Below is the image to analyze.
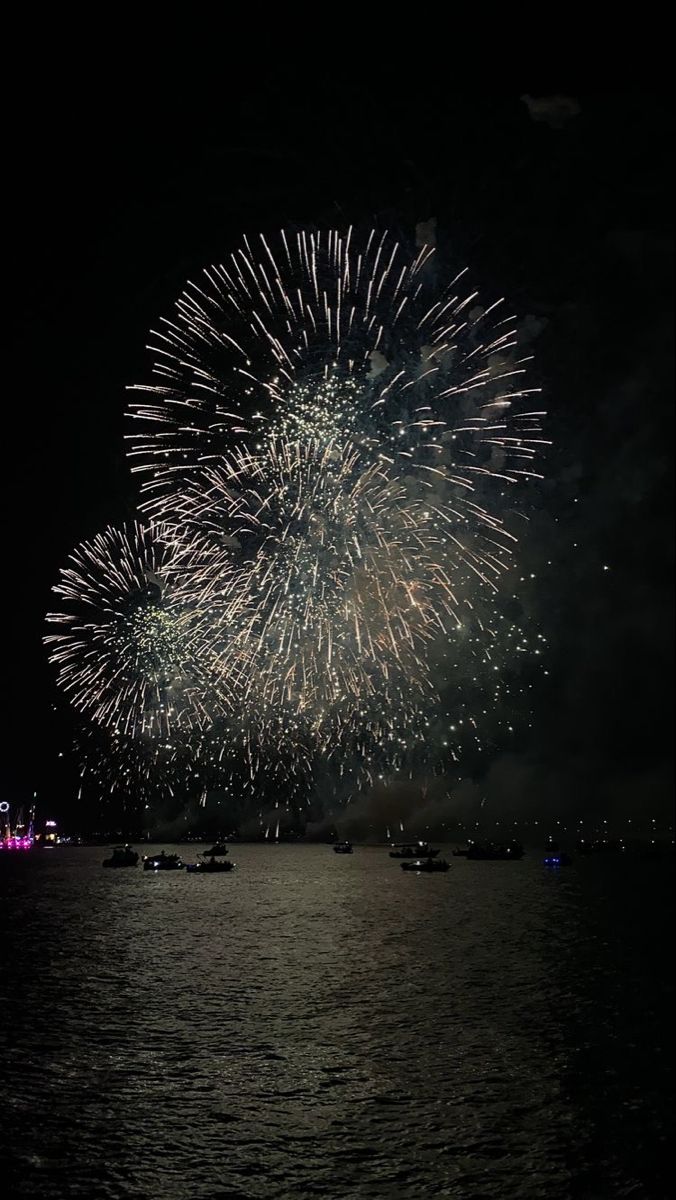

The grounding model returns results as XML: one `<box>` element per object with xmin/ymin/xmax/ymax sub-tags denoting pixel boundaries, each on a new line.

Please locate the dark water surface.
<box><xmin>1</xmin><ymin>845</ymin><xmax>673</xmax><ymax>1199</ymax></box>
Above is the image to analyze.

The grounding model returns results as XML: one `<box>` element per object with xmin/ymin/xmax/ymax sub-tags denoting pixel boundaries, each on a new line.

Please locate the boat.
<box><xmin>142</xmin><ymin>851</ymin><xmax>184</xmax><ymax>871</ymax></box>
<box><xmin>544</xmin><ymin>852</ymin><xmax>573</xmax><ymax>867</ymax></box>
<box><xmin>452</xmin><ymin>845</ymin><xmax>471</xmax><ymax>857</ymax></box>
<box><xmin>103</xmin><ymin>845</ymin><xmax>139</xmax><ymax>868</ymax></box>
<box><xmin>186</xmin><ymin>857</ymin><xmax>235</xmax><ymax>874</ymax></box>
<box><xmin>333</xmin><ymin>842</ymin><xmax>353</xmax><ymax>854</ymax></box>
<box><xmin>203</xmin><ymin>843</ymin><xmax>228</xmax><ymax>857</ymax></box>
<box><xmin>389</xmin><ymin>842</ymin><xmax>440</xmax><ymax>859</ymax></box>
<box><xmin>465</xmin><ymin>841</ymin><xmax>524</xmax><ymax>861</ymax></box>
<box><xmin>401</xmin><ymin>858</ymin><xmax>450</xmax><ymax>873</ymax></box>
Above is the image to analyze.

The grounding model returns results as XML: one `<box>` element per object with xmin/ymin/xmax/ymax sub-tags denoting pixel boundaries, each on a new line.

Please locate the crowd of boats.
<box><xmin>101</xmin><ymin>836</ymin><xmax>547</xmax><ymax>876</ymax></box>
<box><xmin>4</xmin><ymin>832</ymin><xmax>644</xmax><ymax>872</ymax></box>
<box><xmin>387</xmin><ymin>839</ymin><xmax>529</xmax><ymax>872</ymax></box>
<box><xmin>103</xmin><ymin>845</ymin><xmax>234</xmax><ymax>872</ymax></box>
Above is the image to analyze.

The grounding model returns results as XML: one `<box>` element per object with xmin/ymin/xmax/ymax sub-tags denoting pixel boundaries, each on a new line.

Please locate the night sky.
<box><xmin>7</xmin><ymin>89</ymin><xmax>673</xmax><ymax>828</ymax></box>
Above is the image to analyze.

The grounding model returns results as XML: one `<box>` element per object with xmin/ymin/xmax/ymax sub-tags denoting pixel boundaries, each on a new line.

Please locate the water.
<box><xmin>1</xmin><ymin>845</ymin><xmax>672</xmax><ymax>1199</ymax></box>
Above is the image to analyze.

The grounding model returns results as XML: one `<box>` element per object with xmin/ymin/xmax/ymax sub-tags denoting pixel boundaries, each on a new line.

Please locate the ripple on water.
<box><xmin>0</xmin><ymin>845</ymin><xmax>673</xmax><ymax>1199</ymax></box>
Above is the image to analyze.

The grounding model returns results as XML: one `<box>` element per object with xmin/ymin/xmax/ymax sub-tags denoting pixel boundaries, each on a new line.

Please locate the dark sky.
<box><xmin>6</xmin><ymin>88</ymin><xmax>673</xmax><ymax>825</ymax></box>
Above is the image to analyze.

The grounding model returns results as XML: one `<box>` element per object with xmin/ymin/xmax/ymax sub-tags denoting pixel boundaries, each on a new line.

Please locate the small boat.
<box><xmin>465</xmin><ymin>841</ymin><xmax>524</xmax><ymax>861</ymax></box>
<box><xmin>452</xmin><ymin>845</ymin><xmax>471</xmax><ymax>857</ymax></box>
<box><xmin>204</xmin><ymin>843</ymin><xmax>228</xmax><ymax>857</ymax></box>
<box><xmin>333</xmin><ymin>842</ymin><xmax>353</xmax><ymax>854</ymax></box>
<box><xmin>186</xmin><ymin>857</ymin><xmax>235</xmax><ymax>874</ymax></box>
<box><xmin>389</xmin><ymin>842</ymin><xmax>440</xmax><ymax>859</ymax></box>
<box><xmin>142</xmin><ymin>852</ymin><xmax>184</xmax><ymax>871</ymax></box>
<box><xmin>401</xmin><ymin>858</ymin><xmax>450</xmax><ymax>873</ymax></box>
<box><xmin>544</xmin><ymin>853</ymin><xmax>573</xmax><ymax>867</ymax></box>
<box><xmin>103</xmin><ymin>845</ymin><xmax>139</xmax><ymax>868</ymax></box>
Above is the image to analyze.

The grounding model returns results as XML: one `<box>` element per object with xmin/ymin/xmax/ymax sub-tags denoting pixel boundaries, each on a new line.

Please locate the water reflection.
<box><xmin>0</xmin><ymin>846</ymin><xmax>672</xmax><ymax>1198</ymax></box>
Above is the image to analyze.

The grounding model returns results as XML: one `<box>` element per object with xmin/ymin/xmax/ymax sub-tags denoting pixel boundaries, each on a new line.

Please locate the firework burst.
<box><xmin>49</xmin><ymin>229</ymin><xmax>548</xmax><ymax>815</ymax></box>
<box><xmin>126</xmin><ymin>230</ymin><xmax>547</xmax><ymax>739</ymax></box>
<box><xmin>45</xmin><ymin>521</ymin><xmax>247</xmax><ymax>739</ymax></box>
<box><xmin>127</xmin><ymin>229</ymin><xmax>546</xmax><ymax>520</ymax></box>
